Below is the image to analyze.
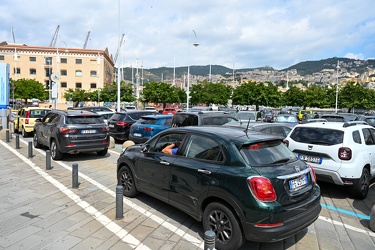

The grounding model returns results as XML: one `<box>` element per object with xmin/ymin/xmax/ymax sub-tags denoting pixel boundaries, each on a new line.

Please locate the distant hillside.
<box><xmin>121</xmin><ymin>58</ymin><xmax>375</xmax><ymax>81</ymax></box>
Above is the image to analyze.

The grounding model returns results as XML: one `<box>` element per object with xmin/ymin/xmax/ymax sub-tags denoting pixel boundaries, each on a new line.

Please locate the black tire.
<box><xmin>351</xmin><ymin>168</ymin><xmax>370</xmax><ymax>200</ymax></box>
<box><xmin>203</xmin><ymin>202</ymin><xmax>244</xmax><ymax>250</ymax></box>
<box><xmin>117</xmin><ymin>165</ymin><xmax>139</xmax><ymax>197</ymax></box>
<box><xmin>50</xmin><ymin>140</ymin><xmax>63</xmax><ymax>160</ymax></box>
<box><xmin>97</xmin><ymin>148</ymin><xmax>108</xmax><ymax>156</ymax></box>
<box><xmin>33</xmin><ymin>133</ymin><xmax>42</xmax><ymax>148</ymax></box>
<box><xmin>22</xmin><ymin>127</ymin><xmax>28</xmax><ymax>138</ymax></box>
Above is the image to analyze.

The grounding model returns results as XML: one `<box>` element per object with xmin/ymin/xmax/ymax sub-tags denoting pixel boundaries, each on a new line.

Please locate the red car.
<box><xmin>162</xmin><ymin>108</ymin><xmax>177</xmax><ymax>114</ymax></box>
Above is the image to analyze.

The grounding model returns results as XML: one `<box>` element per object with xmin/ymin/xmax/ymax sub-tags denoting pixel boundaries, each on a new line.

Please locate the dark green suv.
<box><xmin>117</xmin><ymin>126</ymin><xmax>321</xmax><ymax>250</ymax></box>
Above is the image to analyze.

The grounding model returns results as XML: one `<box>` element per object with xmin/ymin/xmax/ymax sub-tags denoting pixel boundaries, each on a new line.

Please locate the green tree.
<box><xmin>13</xmin><ymin>78</ymin><xmax>47</xmax><ymax>104</ymax></box>
<box><xmin>142</xmin><ymin>82</ymin><xmax>181</xmax><ymax>109</ymax></box>
<box><xmin>190</xmin><ymin>81</ymin><xmax>232</xmax><ymax>106</ymax></box>
<box><xmin>304</xmin><ymin>85</ymin><xmax>329</xmax><ymax>109</ymax></box>
<box><xmin>98</xmin><ymin>81</ymin><xmax>136</xmax><ymax>102</ymax></box>
<box><xmin>63</xmin><ymin>88</ymin><xmax>90</xmax><ymax>107</ymax></box>
<box><xmin>339</xmin><ymin>81</ymin><xmax>375</xmax><ymax>112</ymax></box>
<box><xmin>280</xmin><ymin>86</ymin><xmax>305</xmax><ymax>107</ymax></box>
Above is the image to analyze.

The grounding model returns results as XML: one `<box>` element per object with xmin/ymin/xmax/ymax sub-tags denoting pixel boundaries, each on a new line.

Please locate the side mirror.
<box><xmin>141</xmin><ymin>144</ymin><xmax>149</xmax><ymax>152</ymax></box>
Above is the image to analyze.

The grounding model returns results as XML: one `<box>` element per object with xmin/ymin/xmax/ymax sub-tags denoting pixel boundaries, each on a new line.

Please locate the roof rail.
<box><xmin>343</xmin><ymin>121</ymin><xmax>368</xmax><ymax>127</ymax></box>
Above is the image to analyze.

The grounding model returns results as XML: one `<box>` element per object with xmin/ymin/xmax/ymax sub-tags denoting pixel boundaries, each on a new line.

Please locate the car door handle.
<box><xmin>198</xmin><ymin>169</ymin><xmax>211</xmax><ymax>174</ymax></box>
<box><xmin>160</xmin><ymin>160</ymin><xmax>170</xmax><ymax>165</ymax></box>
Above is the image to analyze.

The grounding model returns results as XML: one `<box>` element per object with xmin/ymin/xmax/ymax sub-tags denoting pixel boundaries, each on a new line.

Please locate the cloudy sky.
<box><xmin>1</xmin><ymin>0</ymin><xmax>374</xmax><ymax>70</ymax></box>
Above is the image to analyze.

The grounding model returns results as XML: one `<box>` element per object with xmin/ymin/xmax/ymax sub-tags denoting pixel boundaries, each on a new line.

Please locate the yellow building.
<box><xmin>0</xmin><ymin>41</ymin><xmax>114</xmax><ymax>108</ymax></box>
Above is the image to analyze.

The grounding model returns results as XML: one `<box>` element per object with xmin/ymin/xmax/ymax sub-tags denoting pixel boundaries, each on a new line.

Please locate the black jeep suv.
<box><xmin>33</xmin><ymin>109</ymin><xmax>110</xmax><ymax>160</ymax></box>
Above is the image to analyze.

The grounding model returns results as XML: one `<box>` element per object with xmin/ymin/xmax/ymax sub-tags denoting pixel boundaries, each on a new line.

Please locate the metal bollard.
<box><xmin>72</xmin><ymin>163</ymin><xmax>79</xmax><ymax>188</ymax></box>
<box><xmin>115</xmin><ymin>185</ymin><xmax>124</xmax><ymax>219</ymax></box>
<box><xmin>28</xmin><ymin>141</ymin><xmax>33</xmax><ymax>158</ymax></box>
<box><xmin>6</xmin><ymin>130</ymin><xmax>10</xmax><ymax>142</ymax></box>
<box><xmin>15</xmin><ymin>134</ymin><xmax>20</xmax><ymax>149</ymax></box>
<box><xmin>204</xmin><ymin>230</ymin><xmax>216</xmax><ymax>250</ymax></box>
<box><xmin>46</xmin><ymin>150</ymin><xmax>52</xmax><ymax>170</ymax></box>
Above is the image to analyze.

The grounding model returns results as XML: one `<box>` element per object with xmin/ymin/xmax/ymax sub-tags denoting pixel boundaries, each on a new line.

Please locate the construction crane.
<box><xmin>113</xmin><ymin>33</ymin><xmax>125</xmax><ymax>63</ymax></box>
<box><xmin>83</xmin><ymin>31</ymin><xmax>91</xmax><ymax>49</ymax></box>
<box><xmin>50</xmin><ymin>25</ymin><xmax>60</xmax><ymax>47</ymax></box>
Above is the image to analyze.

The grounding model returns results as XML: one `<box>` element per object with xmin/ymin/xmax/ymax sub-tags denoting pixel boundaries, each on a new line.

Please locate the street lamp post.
<box><xmin>186</xmin><ymin>30</ymin><xmax>199</xmax><ymax>111</ymax></box>
<box><xmin>335</xmin><ymin>60</ymin><xmax>340</xmax><ymax>113</ymax></box>
<box><xmin>55</xmin><ymin>40</ymin><xmax>68</xmax><ymax>109</ymax></box>
<box><xmin>97</xmin><ymin>52</ymin><xmax>100</xmax><ymax>106</ymax></box>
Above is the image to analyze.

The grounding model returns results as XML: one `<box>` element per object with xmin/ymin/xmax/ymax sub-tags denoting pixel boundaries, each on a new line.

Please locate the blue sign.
<box><xmin>0</xmin><ymin>63</ymin><xmax>10</xmax><ymax>109</ymax></box>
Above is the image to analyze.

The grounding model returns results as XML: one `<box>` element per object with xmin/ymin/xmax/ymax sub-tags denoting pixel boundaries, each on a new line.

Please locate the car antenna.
<box><xmin>244</xmin><ymin>117</ymin><xmax>251</xmax><ymax>134</ymax></box>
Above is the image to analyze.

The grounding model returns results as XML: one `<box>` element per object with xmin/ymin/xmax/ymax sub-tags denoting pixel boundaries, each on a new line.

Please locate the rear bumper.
<box><xmin>129</xmin><ymin>135</ymin><xmax>148</xmax><ymax>144</ymax></box>
<box><xmin>109</xmin><ymin>131</ymin><xmax>129</xmax><ymax>141</ymax></box>
<box><xmin>242</xmin><ymin>188</ymin><xmax>321</xmax><ymax>242</ymax></box>
<box><xmin>58</xmin><ymin>137</ymin><xmax>109</xmax><ymax>154</ymax></box>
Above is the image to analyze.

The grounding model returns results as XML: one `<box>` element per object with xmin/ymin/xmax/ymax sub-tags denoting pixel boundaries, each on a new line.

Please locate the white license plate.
<box><xmin>289</xmin><ymin>175</ymin><xmax>308</xmax><ymax>190</ymax></box>
<box><xmin>298</xmin><ymin>154</ymin><xmax>322</xmax><ymax>164</ymax></box>
<box><xmin>134</xmin><ymin>133</ymin><xmax>142</xmax><ymax>137</ymax></box>
<box><xmin>81</xmin><ymin>129</ymin><xmax>97</xmax><ymax>134</ymax></box>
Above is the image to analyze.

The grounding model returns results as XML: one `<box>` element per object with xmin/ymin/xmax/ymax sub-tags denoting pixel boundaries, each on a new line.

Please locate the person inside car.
<box><xmin>162</xmin><ymin>141</ymin><xmax>180</xmax><ymax>155</ymax></box>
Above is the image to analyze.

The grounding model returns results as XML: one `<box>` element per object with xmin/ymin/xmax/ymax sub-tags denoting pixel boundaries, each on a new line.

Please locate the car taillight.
<box><xmin>309</xmin><ymin>165</ymin><xmax>317</xmax><ymax>183</ymax></box>
<box><xmin>255</xmin><ymin>222</ymin><xmax>283</xmax><ymax>227</ymax></box>
<box><xmin>116</xmin><ymin>121</ymin><xmax>127</xmax><ymax>127</ymax></box>
<box><xmin>283</xmin><ymin>139</ymin><xmax>289</xmax><ymax>147</ymax></box>
<box><xmin>143</xmin><ymin>127</ymin><xmax>154</xmax><ymax>132</ymax></box>
<box><xmin>25</xmin><ymin>110</ymin><xmax>30</xmax><ymax>124</ymax></box>
<box><xmin>249</xmin><ymin>177</ymin><xmax>277</xmax><ymax>202</ymax></box>
<box><xmin>60</xmin><ymin>127</ymin><xmax>77</xmax><ymax>134</ymax></box>
<box><xmin>338</xmin><ymin>147</ymin><xmax>352</xmax><ymax>160</ymax></box>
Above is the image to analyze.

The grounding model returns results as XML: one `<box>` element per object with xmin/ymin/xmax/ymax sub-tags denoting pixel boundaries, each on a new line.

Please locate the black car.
<box><xmin>170</xmin><ymin>111</ymin><xmax>238</xmax><ymax>127</ymax></box>
<box><xmin>108</xmin><ymin>110</ymin><xmax>157</xmax><ymax>141</ymax></box>
<box><xmin>33</xmin><ymin>109</ymin><xmax>110</xmax><ymax>160</ymax></box>
<box><xmin>117</xmin><ymin>126</ymin><xmax>321</xmax><ymax>250</ymax></box>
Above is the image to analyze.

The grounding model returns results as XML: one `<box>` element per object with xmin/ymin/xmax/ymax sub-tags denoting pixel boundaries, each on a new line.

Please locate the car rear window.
<box><xmin>30</xmin><ymin>109</ymin><xmax>50</xmax><ymax>118</ymax></box>
<box><xmin>290</xmin><ymin>127</ymin><xmax>344</xmax><ymax>145</ymax></box>
<box><xmin>66</xmin><ymin>116</ymin><xmax>104</xmax><ymax>124</ymax></box>
<box><xmin>138</xmin><ymin>117</ymin><xmax>158</xmax><ymax>125</ymax></box>
<box><xmin>201</xmin><ymin>116</ymin><xmax>237</xmax><ymax>125</ymax></box>
<box><xmin>240</xmin><ymin>140</ymin><xmax>296</xmax><ymax>166</ymax></box>
<box><xmin>127</xmin><ymin>112</ymin><xmax>156</xmax><ymax>121</ymax></box>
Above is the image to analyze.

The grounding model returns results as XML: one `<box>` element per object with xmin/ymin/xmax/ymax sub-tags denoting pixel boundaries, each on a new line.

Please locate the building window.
<box><xmin>90</xmin><ymin>83</ymin><xmax>97</xmax><ymax>88</ymax></box>
<box><xmin>45</xmin><ymin>80</ymin><xmax>50</xmax><ymax>89</ymax></box>
<box><xmin>76</xmin><ymin>83</ymin><xmax>82</xmax><ymax>88</ymax></box>
<box><xmin>61</xmin><ymin>82</ymin><xmax>67</xmax><ymax>88</ymax></box>
<box><xmin>45</xmin><ymin>68</ymin><xmax>52</xmax><ymax>77</ymax></box>
<box><xmin>75</xmin><ymin>70</ymin><xmax>82</xmax><ymax>77</ymax></box>
<box><xmin>90</xmin><ymin>71</ymin><xmax>97</xmax><ymax>77</ymax></box>
<box><xmin>0</xmin><ymin>55</ymin><xmax>4</xmax><ymax>60</ymax></box>
<box><xmin>76</xmin><ymin>59</ymin><xmax>82</xmax><ymax>64</ymax></box>
<box><xmin>30</xmin><ymin>68</ymin><xmax>37</xmax><ymax>75</ymax></box>
<box><xmin>60</xmin><ymin>58</ymin><xmax>67</xmax><ymax>63</ymax></box>
<box><xmin>29</xmin><ymin>57</ymin><xmax>36</xmax><ymax>62</ymax></box>
<box><xmin>14</xmin><ymin>68</ymin><xmax>21</xmax><ymax>74</ymax></box>
<box><xmin>61</xmin><ymin>70</ymin><xmax>67</xmax><ymax>76</ymax></box>
<box><xmin>45</xmin><ymin>57</ymin><xmax>52</xmax><ymax>65</ymax></box>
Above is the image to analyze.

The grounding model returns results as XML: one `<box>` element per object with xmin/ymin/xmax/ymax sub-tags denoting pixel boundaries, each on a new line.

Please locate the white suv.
<box><xmin>284</xmin><ymin>121</ymin><xmax>375</xmax><ymax>199</ymax></box>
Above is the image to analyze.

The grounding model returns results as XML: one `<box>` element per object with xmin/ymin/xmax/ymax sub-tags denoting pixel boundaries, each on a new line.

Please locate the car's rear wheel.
<box><xmin>22</xmin><ymin>127</ymin><xmax>28</xmax><ymax>137</ymax></box>
<box><xmin>351</xmin><ymin>168</ymin><xmax>370</xmax><ymax>200</ymax></box>
<box><xmin>97</xmin><ymin>148</ymin><xmax>108</xmax><ymax>156</ymax></box>
<box><xmin>33</xmin><ymin>133</ymin><xmax>42</xmax><ymax>148</ymax></box>
<box><xmin>203</xmin><ymin>202</ymin><xmax>244</xmax><ymax>250</ymax></box>
<box><xmin>50</xmin><ymin>140</ymin><xmax>63</xmax><ymax>160</ymax></box>
<box><xmin>117</xmin><ymin>165</ymin><xmax>139</xmax><ymax>197</ymax></box>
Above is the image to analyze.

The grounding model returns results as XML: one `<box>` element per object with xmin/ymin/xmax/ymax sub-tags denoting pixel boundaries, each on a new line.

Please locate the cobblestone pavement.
<box><xmin>0</xmin><ymin>135</ymin><xmax>375</xmax><ymax>250</ymax></box>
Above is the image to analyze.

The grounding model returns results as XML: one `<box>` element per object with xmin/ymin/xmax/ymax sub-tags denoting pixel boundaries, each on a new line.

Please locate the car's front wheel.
<box><xmin>351</xmin><ymin>168</ymin><xmax>370</xmax><ymax>199</ymax></box>
<box><xmin>203</xmin><ymin>202</ymin><xmax>244</xmax><ymax>250</ymax></box>
<box><xmin>117</xmin><ymin>165</ymin><xmax>139</xmax><ymax>197</ymax></box>
<box><xmin>50</xmin><ymin>139</ymin><xmax>63</xmax><ymax>160</ymax></box>
<box><xmin>33</xmin><ymin>133</ymin><xmax>42</xmax><ymax>148</ymax></box>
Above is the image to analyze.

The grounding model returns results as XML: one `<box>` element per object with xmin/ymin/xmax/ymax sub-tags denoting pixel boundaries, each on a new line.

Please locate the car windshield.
<box><xmin>276</xmin><ymin>116</ymin><xmax>298</xmax><ymax>123</ymax></box>
<box><xmin>240</xmin><ymin>140</ymin><xmax>296</xmax><ymax>166</ymax></box>
<box><xmin>290</xmin><ymin>127</ymin><xmax>344</xmax><ymax>145</ymax></box>
<box><xmin>66</xmin><ymin>116</ymin><xmax>103</xmax><ymax>124</ymax></box>
<box><xmin>236</xmin><ymin>112</ymin><xmax>256</xmax><ymax>121</ymax></box>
